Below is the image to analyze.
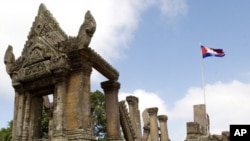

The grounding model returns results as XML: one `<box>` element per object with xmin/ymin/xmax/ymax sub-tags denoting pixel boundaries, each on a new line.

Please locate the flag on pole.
<box><xmin>201</xmin><ymin>45</ymin><xmax>225</xmax><ymax>58</ymax></box>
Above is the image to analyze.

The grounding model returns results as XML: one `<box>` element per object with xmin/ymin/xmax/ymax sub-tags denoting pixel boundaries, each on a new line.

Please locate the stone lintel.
<box><xmin>53</xmin><ymin>68</ymin><xmax>69</xmax><ymax>83</ymax></box>
<box><xmin>91</xmin><ymin>48</ymin><xmax>119</xmax><ymax>80</ymax></box>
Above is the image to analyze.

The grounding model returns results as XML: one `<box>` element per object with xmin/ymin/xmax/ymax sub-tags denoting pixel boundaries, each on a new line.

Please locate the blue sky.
<box><xmin>1</xmin><ymin>0</ymin><xmax>250</xmax><ymax>140</ymax></box>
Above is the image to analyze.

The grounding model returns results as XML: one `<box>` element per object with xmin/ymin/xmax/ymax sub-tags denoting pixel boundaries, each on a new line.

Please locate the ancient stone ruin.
<box><xmin>4</xmin><ymin>4</ymin><xmax>170</xmax><ymax>141</ymax></box>
<box><xmin>4</xmin><ymin>3</ymin><xmax>230</xmax><ymax>141</ymax></box>
<box><xmin>120</xmin><ymin>96</ymin><xmax>170</xmax><ymax>141</ymax></box>
<box><xmin>185</xmin><ymin>104</ymin><xmax>230</xmax><ymax>141</ymax></box>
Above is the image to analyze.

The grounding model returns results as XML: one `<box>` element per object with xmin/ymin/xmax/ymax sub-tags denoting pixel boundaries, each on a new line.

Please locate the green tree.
<box><xmin>0</xmin><ymin>121</ymin><xmax>12</xmax><ymax>141</ymax></box>
<box><xmin>90</xmin><ymin>90</ymin><xmax>106</xmax><ymax>140</ymax></box>
<box><xmin>41</xmin><ymin>108</ymin><xmax>49</xmax><ymax>138</ymax></box>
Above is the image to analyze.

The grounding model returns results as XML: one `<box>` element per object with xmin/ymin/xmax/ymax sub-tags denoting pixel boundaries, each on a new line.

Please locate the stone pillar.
<box><xmin>193</xmin><ymin>104</ymin><xmax>207</xmax><ymax>135</ymax></box>
<box><xmin>126</xmin><ymin>96</ymin><xmax>142</xmax><ymax>140</ymax></box>
<box><xmin>158</xmin><ymin>115</ymin><xmax>170</xmax><ymax>141</ymax></box>
<box><xmin>101</xmin><ymin>80</ymin><xmax>122</xmax><ymax>141</ymax></box>
<box><xmin>12</xmin><ymin>87</ymin><xmax>25</xmax><ymax>141</ymax></box>
<box><xmin>147</xmin><ymin>107</ymin><xmax>159</xmax><ymax>141</ymax></box>
<box><xmin>21</xmin><ymin>93</ymin><xmax>31</xmax><ymax>140</ymax></box>
<box><xmin>80</xmin><ymin>63</ymin><xmax>92</xmax><ymax>130</ymax></box>
<box><xmin>53</xmin><ymin>69</ymin><xmax>68</xmax><ymax>140</ymax></box>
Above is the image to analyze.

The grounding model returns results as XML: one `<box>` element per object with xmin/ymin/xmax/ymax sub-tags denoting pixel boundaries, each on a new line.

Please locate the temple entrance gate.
<box><xmin>4</xmin><ymin>4</ymin><xmax>121</xmax><ymax>141</ymax></box>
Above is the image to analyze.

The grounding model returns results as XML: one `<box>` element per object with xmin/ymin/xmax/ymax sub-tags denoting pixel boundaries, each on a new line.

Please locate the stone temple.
<box><xmin>4</xmin><ymin>3</ymin><xmax>229</xmax><ymax>141</ymax></box>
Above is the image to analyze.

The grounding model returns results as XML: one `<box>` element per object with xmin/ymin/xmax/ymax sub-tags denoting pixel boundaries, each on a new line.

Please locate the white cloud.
<box><xmin>159</xmin><ymin>0</ymin><xmax>188</xmax><ymax>19</ymax></box>
<box><xmin>172</xmin><ymin>80</ymin><xmax>250</xmax><ymax>134</ymax></box>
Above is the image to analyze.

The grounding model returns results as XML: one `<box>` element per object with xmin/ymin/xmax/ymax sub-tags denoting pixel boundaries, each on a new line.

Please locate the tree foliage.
<box><xmin>41</xmin><ymin>108</ymin><xmax>49</xmax><ymax>138</ymax></box>
<box><xmin>0</xmin><ymin>121</ymin><xmax>12</xmax><ymax>141</ymax></box>
<box><xmin>90</xmin><ymin>90</ymin><xmax>106</xmax><ymax>140</ymax></box>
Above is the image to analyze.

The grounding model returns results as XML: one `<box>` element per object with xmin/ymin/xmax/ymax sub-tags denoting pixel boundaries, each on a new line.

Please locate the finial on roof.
<box><xmin>38</xmin><ymin>3</ymin><xmax>47</xmax><ymax>15</ymax></box>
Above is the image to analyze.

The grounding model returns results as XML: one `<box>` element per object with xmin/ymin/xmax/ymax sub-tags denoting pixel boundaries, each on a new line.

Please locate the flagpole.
<box><xmin>200</xmin><ymin>44</ymin><xmax>208</xmax><ymax>135</ymax></box>
<box><xmin>200</xmin><ymin>46</ymin><xmax>206</xmax><ymax>107</ymax></box>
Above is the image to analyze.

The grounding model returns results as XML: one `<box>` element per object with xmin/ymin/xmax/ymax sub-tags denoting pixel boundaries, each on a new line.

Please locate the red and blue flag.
<box><xmin>201</xmin><ymin>45</ymin><xmax>225</xmax><ymax>58</ymax></box>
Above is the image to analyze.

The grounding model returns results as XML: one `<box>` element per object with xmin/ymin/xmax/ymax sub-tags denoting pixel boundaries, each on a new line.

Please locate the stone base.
<box><xmin>50</xmin><ymin>129</ymin><xmax>96</xmax><ymax>141</ymax></box>
<box><xmin>64</xmin><ymin>129</ymin><xmax>95</xmax><ymax>141</ymax></box>
<box><xmin>107</xmin><ymin>136</ymin><xmax>123</xmax><ymax>141</ymax></box>
<box><xmin>11</xmin><ymin>136</ymin><xmax>21</xmax><ymax>141</ymax></box>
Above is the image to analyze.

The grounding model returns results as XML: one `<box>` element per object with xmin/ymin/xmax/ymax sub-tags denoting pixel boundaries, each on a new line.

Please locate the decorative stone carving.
<box><xmin>26</xmin><ymin>4</ymin><xmax>67</xmax><ymax>41</ymax></box>
<box><xmin>4</xmin><ymin>45</ymin><xmax>15</xmax><ymax>74</ymax></box>
<box><xmin>77</xmin><ymin>11</ymin><xmax>96</xmax><ymax>49</ymax></box>
<box><xmin>126</xmin><ymin>96</ymin><xmax>141</xmax><ymax>141</ymax></box>
<box><xmin>119</xmin><ymin>101</ymin><xmax>136</xmax><ymax>141</ymax></box>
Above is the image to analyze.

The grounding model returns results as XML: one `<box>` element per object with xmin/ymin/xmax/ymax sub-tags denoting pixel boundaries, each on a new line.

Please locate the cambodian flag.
<box><xmin>201</xmin><ymin>45</ymin><xmax>225</xmax><ymax>58</ymax></box>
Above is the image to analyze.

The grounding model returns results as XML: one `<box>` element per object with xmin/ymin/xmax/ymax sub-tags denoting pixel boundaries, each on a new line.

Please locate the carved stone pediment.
<box><xmin>5</xmin><ymin>4</ymin><xmax>69</xmax><ymax>84</ymax></box>
<box><xmin>26</xmin><ymin>4</ymin><xmax>67</xmax><ymax>42</ymax></box>
<box><xmin>4</xmin><ymin>3</ymin><xmax>119</xmax><ymax>87</ymax></box>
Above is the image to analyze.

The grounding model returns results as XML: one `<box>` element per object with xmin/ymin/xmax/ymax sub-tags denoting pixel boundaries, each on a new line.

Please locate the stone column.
<box><xmin>80</xmin><ymin>63</ymin><xmax>92</xmax><ymax>130</ymax></box>
<box><xmin>101</xmin><ymin>80</ymin><xmax>121</xmax><ymax>141</ymax></box>
<box><xmin>21</xmin><ymin>93</ymin><xmax>31</xmax><ymax>140</ymax></box>
<box><xmin>12</xmin><ymin>87</ymin><xmax>25</xmax><ymax>141</ymax></box>
<box><xmin>158</xmin><ymin>115</ymin><xmax>170</xmax><ymax>141</ymax></box>
<box><xmin>53</xmin><ymin>69</ymin><xmax>68</xmax><ymax>140</ymax></box>
<box><xmin>126</xmin><ymin>96</ymin><xmax>142</xmax><ymax>140</ymax></box>
<box><xmin>147</xmin><ymin>107</ymin><xmax>159</xmax><ymax>141</ymax></box>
